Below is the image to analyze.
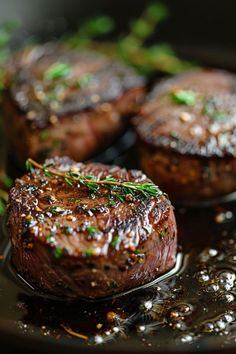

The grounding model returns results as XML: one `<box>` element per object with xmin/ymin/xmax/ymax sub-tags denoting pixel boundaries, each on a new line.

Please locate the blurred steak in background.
<box><xmin>2</xmin><ymin>43</ymin><xmax>144</xmax><ymax>166</ymax></box>
<box><xmin>135</xmin><ymin>69</ymin><xmax>236</xmax><ymax>202</ymax></box>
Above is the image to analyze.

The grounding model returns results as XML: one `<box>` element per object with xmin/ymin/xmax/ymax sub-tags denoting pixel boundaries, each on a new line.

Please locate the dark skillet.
<box><xmin>1</xmin><ymin>0</ymin><xmax>236</xmax><ymax>353</ymax></box>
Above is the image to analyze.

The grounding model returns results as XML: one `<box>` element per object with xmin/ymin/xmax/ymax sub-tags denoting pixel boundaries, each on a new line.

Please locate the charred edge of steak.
<box><xmin>135</xmin><ymin>69</ymin><xmax>236</xmax><ymax>158</ymax></box>
<box><xmin>7</xmin><ymin>157</ymin><xmax>177</xmax><ymax>298</ymax></box>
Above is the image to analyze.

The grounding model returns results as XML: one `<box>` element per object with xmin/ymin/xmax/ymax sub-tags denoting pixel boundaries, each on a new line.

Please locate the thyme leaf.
<box><xmin>25</xmin><ymin>160</ymin><xmax>34</xmax><ymax>173</ymax></box>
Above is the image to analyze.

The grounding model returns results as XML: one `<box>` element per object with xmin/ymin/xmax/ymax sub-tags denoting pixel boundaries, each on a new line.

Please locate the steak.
<box><xmin>3</xmin><ymin>43</ymin><xmax>145</xmax><ymax>166</ymax></box>
<box><xmin>134</xmin><ymin>69</ymin><xmax>236</xmax><ymax>202</ymax></box>
<box><xmin>7</xmin><ymin>157</ymin><xmax>177</xmax><ymax>299</ymax></box>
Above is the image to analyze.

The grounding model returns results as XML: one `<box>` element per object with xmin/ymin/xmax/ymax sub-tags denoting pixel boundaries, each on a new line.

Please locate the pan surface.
<box><xmin>1</xmin><ymin>1</ymin><xmax>236</xmax><ymax>352</ymax></box>
<box><xmin>1</xmin><ymin>46</ymin><xmax>236</xmax><ymax>354</ymax></box>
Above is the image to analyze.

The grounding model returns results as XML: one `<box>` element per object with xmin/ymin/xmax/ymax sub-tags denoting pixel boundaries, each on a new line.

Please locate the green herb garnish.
<box><xmin>0</xmin><ymin>21</ymin><xmax>20</xmax><ymax>96</ymax></box>
<box><xmin>202</xmin><ymin>100</ymin><xmax>226</xmax><ymax>121</ymax></box>
<box><xmin>160</xmin><ymin>230</ymin><xmax>166</xmax><ymax>239</ymax></box>
<box><xmin>68</xmin><ymin>197</ymin><xmax>81</xmax><ymax>203</ymax></box>
<box><xmin>171</xmin><ymin>90</ymin><xmax>197</xmax><ymax>106</ymax></box>
<box><xmin>0</xmin><ymin>198</ymin><xmax>5</xmax><ymax>216</ymax></box>
<box><xmin>39</xmin><ymin>130</ymin><xmax>49</xmax><ymax>141</ymax></box>
<box><xmin>0</xmin><ymin>174</ymin><xmax>12</xmax><ymax>189</ymax></box>
<box><xmin>79</xmin><ymin>16</ymin><xmax>114</xmax><ymax>37</ymax></box>
<box><xmin>25</xmin><ymin>160</ymin><xmax>34</xmax><ymax>173</ymax></box>
<box><xmin>170</xmin><ymin>130</ymin><xmax>178</xmax><ymax>138</ymax></box>
<box><xmin>42</xmin><ymin>164</ymin><xmax>52</xmax><ymax>177</ymax></box>
<box><xmin>44</xmin><ymin>63</ymin><xmax>72</xmax><ymax>81</ymax></box>
<box><xmin>84</xmin><ymin>248</ymin><xmax>94</xmax><ymax>257</ymax></box>
<box><xmin>64</xmin><ymin>3</ymin><xmax>194</xmax><ymax>75</ymax></box>
<box><xmin>77</xmin><ymin>73</ymin><xmax>94</xmax><ymax>87</ymax></box>
<box><xmin>46</xmin><ymin>232</ymin><xmax>54</xmax><ymax>242</ymax></box>
<box><xmin>210</xmin><ymin>111</ymin><xmax>226</xmax><ymax>121</ymax></box>
<box><xmin>26</xmin><ymin>158</ymin><xmax>162</xmax><ymax>202</ymax></box>
<box><xmin>110</xmin><ymin>280</ymin><xmax>119</xmax><ymax>289</ymax></box>
<box><xmin>86</xmin><ymin>226</ymin><xmax>99</xmax><ymax>237</ymax></box>
<box><xmin>0</xmin><ymin>180</ymin><xmax>11</xmax><ymax>216</ymax></box>
<box><xmin>53</xmin><ymin>247</ymin><xmax>63</xmax><ymax>259</ymax></box>
<box><xmin>0</xmin><ymin>82</ymin><xmax>5</xmax><ymax>92</ymax></box>
<box><xmin>111</xmin><ymin>235</ymin><xmax>120</xmax><ymax>248</ymax></box>
<box><xmin>66</xmin><ymin>15</ymin><xmax>114</xmax><ymax>48</ymax></box>
<box><xmin>63</xmin><ymin>226</ymin><xmax>73</xmax><ymax>235</ymax></box>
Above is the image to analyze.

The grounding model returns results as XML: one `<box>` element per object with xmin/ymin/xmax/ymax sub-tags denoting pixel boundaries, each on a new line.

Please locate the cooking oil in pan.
<box><xmin>1</xmin><ymin>203</ymin><xmax>236</xmax><ymax>351</ymax></box>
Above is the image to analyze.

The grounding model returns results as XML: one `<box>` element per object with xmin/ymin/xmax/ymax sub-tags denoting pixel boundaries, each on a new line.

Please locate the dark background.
<box><xmin>0</xmin><ymin>0</ymin><xmax>235</xmax><ymax>48</ymax></box>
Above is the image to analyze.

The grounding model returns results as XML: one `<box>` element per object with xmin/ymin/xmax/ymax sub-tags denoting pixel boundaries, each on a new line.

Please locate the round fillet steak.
<box><xmin>135</xmin><ymin>69</ymin><xmax>236</xmax><ymax>202</ymax></box>
<box><xmin>7</xmin><ymin>157</ymin><xmax>177</xmax><ymax>299</ymax></box>
<box><xmin>3</xmin><ymin>43</ymin><xmax>145</xmax><ymax>166</ymax></box>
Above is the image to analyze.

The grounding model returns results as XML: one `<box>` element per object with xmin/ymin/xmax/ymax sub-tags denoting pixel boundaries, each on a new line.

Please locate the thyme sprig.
<box><xmin>64</xmin><ymin>2</ymin><xmax>194</xmax><ymax>75</ymax></box>
<box><xmin>26</xmin><ymin>158</ymin><xmax>162</xmax><ymax>201</ymax></box>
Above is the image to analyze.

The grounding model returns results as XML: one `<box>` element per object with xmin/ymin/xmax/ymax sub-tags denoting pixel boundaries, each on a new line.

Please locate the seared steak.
<box><xmin>135</xmin><ymin>69</ymin><xmax>236</xmax><ymax>202</ymax></box>
<box><xmin>8</xmin><ymin>157</ymin><xmax>177</xmax><ymax>299</ymax></box>
<box><xmin>3</xmin><ymin>44</ymin><xmax>145</xmax><ymax>166</ymax></box>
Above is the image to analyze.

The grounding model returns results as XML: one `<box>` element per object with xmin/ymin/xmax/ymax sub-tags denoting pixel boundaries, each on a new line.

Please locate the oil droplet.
<box><xmin>215</xmin><ymin>210</ymin><xmax>233</xmax><ymax>224</ymax></box>
<box><xmin>94</xmin><ymin>335</ymin><xmax>103</xmax><ymax>344</ymax></box>
<box><xmin>137</xmin><ymin>325</ymin><xmax>146</xmax><ymax>333</ymax></box>
<box><xmin>180</xmin><ymin>333</ymin><xmax>194</xmax><ymax>343</ymax></box>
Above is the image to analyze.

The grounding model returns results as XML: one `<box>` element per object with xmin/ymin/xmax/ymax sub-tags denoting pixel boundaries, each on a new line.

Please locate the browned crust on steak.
<box><xmin>140</xmin><ymin>147</ymin><xmax>236</xmax><ymax>202</ymax></box>
<box><xmin>135</xmin><ymin>69</ymin><xmax>236</xmax><ymax>158</ymax></box>
<box><xmin>7</xmin><ymin>157</ymin><xmax>177</xmax><ymax>299</ymax></box>
<box><xmin>134</xmin><ymin>69</ymin><xmax>236</xmax><ymax>202</ymax></box>
<box><xmin>3</xmin><ymin>44</ymin><xmax>145</xmax><ymax>164</ymax></box>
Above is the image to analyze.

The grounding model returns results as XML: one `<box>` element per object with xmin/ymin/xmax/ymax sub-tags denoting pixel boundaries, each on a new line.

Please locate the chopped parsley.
<box><xmin>170</xmin><ymin>130</ymin><xmax>178</xmax><ymax>138</ymax></box>
<box><xmin>84</xmin><ymin>248</ymin><xmax>94</xmax><ymax>257</ymax></box>
<box><xmin>111</xmin><ymin>235</ymin><xmax>120</xmax><ymax>248</ymax></box>
<box><xmin>202</xmin><ymin>101</ymin><xmax>226</xmax><ymax>121</ymax></box>
<box><xmin>160</xmin><ymin>230</ymin><xmax>166</xmax><ymax>240</ymax></box>
<box><xmin>77</xmin><ymin>73</ymin><xmax>93</xmax><ymax>87</ymax></box>
<box><xmin>39</xmin><ymin>130</ymin><xmax>49</xmax><ymax>141</ymax></box>
<box><xmin>86</xmin><ymin>226</ymin><xmax>99</xmax><ymax>237</ymax></box>
<box><xmin>44</xmin><ymin>62</ymin><xmax>72</xmax><ymax>81</ymax></box>
<box><xmin>46</xmin><ymin>232</ymin><xmax>53</xmax><ymax>242</ymax></box>
<box><xmin>171</xmin><ymin>90</ymin><xmax>197</xmax><ymax>106</ymax></box>
<box><xmin>0</xmin><ymin>81</ymin><xmax>5</xmax><ymax>93</ymax></box>
<box><xmin>53</xmin><ymin>247</ymin><xmax>63</xmax><ymax>259</ymax></box>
